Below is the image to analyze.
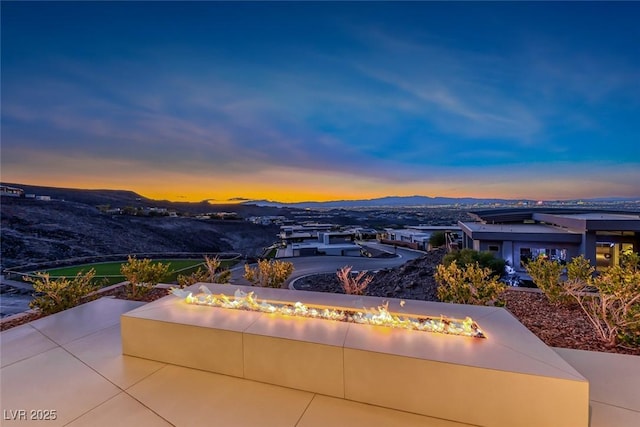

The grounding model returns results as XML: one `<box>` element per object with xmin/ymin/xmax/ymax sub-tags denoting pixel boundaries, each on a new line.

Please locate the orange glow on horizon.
<box><xmin>5</xmin><ymin>174</ymin><xmax>629</xmax><ymax>204</ymax></box>
<box><xmin>3</xmin><ymin>155</ymin><xmax>638</xmax><ymax>203</ymax></box>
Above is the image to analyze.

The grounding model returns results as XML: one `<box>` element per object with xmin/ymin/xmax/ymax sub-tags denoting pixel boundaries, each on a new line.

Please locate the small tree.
<box><xmin>336</xmin><ymin>265</ymin><xmax>373</xmax><ymax>295</ymax></box>
<box><xmin>26</xmin><ymin>269</ymin><xmax>99</xmax><ymax>315</ymax></box>
<box><xmin>435</xmin><ymin>260</ymin><xmax>506</xmax><ymax>306</ymax></box>
<box><xmin>524</xmin><ymin>255</ymin><xmax>569</xmax><ymax>304</ymax></box>
<box><xmin>120</xmin><ymin>256</ymin><xmax>170</xmax><ymax>298</ymax></box>
<box><xmin>243</xmin><ymin>259</ymin><xmax>294</xmax><ymax>288</ymax></box>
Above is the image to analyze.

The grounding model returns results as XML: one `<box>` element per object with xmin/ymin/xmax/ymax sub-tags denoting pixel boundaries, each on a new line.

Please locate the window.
<box><xmin>520</xmin><ymin>247</ymin><xmax>567</xmax><ymax>265</ymax></box>
<box><xmin>488</xmin><ymin>245</ymin><xmax>500</xmax><ymax>252</ymax></box>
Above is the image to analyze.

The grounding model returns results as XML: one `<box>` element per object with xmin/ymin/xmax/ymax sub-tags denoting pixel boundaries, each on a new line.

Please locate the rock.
<box><xmin>293</xmin><ymin>248</ymin><xmax>447</xmax><ymax>303</ymax></box>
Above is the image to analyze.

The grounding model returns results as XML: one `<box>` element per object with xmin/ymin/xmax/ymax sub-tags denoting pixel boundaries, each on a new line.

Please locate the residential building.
<box><xmin>278</xmin><ymin>223</ymin><xmax>362</xmax><ymax>257</ymax></box>
<box><xmin>459</xmin><ymin>209</ymin><xmax>640</xmax><ymax>271</ymax></box>
<box><xmin>0</xmin><ymin>185</ymin><xmax>24</xmax><ymax>197</ymax></box>
<box><xmin>382</xmin><ymin>225</ymin><xmax>461</xmax><ymax>250</ymax></box>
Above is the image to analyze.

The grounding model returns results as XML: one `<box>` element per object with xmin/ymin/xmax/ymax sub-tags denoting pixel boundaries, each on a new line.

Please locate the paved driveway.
<box><xmin>230</xmin><ymin>244</ymin><xmax>424</xmax><ymax>286</ymax></box>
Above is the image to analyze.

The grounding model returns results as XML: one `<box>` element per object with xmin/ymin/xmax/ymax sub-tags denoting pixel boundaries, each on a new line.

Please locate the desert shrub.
<box><xmin>566</xmin><ymin>255</ymin><xmax>595</xmax><ymax>283</ymax></box>
<box><xmin>564</xmin><ymin>253</ymin><xmax>640</xmax><ymax>347</ymax></box>
<box><xmin>336</xmin><ymin>265</ymin><xmax>373</xmax><ymax>295</ymax></box>
<box><xmin>177</xmin><ymin>255</ymin><xmax>231</xmax><ymax>288</ymax></box>
<box><xmin>120</xmin><ymin>256</ymin><xmax>170</xmax><ymax>298</ymax></box>
<box><xmin>26</xmin><ymin>269</ymin><xmax>99</xmax><ymax>315</ymax></box>
<box><xmin>435</xmin><ymin>260</ymin><xmax>506</xmax><ymax>306</ymax></box>
<box><xmin>524</xmin><ymin>255</ymin><xmax>569</xmax><ymax>304</ymax></box>
<box><xmin>443</xmin><ymin>248</ymin><xmax>505</xmax><ymax>278</ymax></box>
<box><xmin>177</xmin><ymin>268</ymin><xmax>208</xmax><ymax>288</ymax></box>
<box><xmin>428</xmin><ymin>231</ymin><xmax>446</xmax><ymax>248</ymax></box>
<box><xmin>243</xmin><ymin>259</ymin><xmax>294</xmax><ymax>288</ymax></box>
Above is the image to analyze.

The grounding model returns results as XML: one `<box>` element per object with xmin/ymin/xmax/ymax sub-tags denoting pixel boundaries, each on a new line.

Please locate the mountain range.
<box><xmin>243</xmin><ymin>195</ymin><xmax>640</xmax><ymax>209</ymax></box>
<box><xmin>2</xmin><ymin>182</ymin><xmax>639</xmax><ymax>209</ymax></box>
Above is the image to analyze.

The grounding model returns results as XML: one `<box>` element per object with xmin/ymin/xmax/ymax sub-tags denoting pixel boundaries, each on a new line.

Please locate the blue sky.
<box><xmin>2</xmin><ymin>1</ymin><xmax>639</xmax><ymax>202</ymax></box>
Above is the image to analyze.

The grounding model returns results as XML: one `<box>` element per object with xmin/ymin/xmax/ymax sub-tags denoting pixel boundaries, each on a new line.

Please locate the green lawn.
<box><xmin>31</xmin><ymin>259</ymin><xmax>237</xmax><ymax>286</ymax></box>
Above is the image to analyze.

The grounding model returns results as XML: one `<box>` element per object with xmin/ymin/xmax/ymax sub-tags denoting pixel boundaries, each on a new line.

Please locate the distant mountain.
<box><xmin>245</xmin><ymin>195</ymin><xmax>640</xmax><ymax>209</ymax></box>
<box><xmin>4</xmin><ymin>182</ymin><xmax>637</xmax><ymax>210</ymax></box>
<box><xmin>244</xmin><ymin>195</ymin><xmax>535</xmax><ymax>209</ymax></box>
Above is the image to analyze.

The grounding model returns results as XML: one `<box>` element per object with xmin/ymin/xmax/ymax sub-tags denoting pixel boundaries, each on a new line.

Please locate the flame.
<box><xmin>171</xmin><ymin>288</ymin><xmax>485</xmax><ymax>338</ymax></box>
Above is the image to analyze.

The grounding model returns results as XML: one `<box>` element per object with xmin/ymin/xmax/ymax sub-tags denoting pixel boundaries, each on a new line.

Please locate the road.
<box><xmin>230</xmin><ymin>243</ymin><xmax>424</xmax><ymax>286</ymax></box>
<box><xmin>0</xmin><ymin>275</ymin><xmax>35</xmax><ymax>318</ymax></box>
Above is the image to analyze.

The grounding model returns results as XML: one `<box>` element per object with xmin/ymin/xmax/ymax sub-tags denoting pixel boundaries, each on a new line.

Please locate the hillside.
<box><xmin>1</xmin><ymin>182</ymin><xmax>295</xmax><ymax>216</ymax></box>
<box><xmin>0</xmin><ymin>196</ymin><xmax>279</xmax><ymax>269</ymax></box>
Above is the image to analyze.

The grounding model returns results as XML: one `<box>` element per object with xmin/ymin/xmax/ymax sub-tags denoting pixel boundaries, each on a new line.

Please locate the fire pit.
<box><xmin>121</xmin><ymin>283</ymin><xmax>589</xmax><ymax>427</ymax></box>
<box><xmin>171</xmin><ymin>285</ymin><xmax>485</xmax><ymax>338</ymax></box>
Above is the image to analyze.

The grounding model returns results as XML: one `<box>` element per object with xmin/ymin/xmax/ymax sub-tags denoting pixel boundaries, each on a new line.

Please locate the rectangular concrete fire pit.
<box><xmin>121</xmin><ymin>283</ymin><xmax>589</xmax><ymax>427</ymax></box>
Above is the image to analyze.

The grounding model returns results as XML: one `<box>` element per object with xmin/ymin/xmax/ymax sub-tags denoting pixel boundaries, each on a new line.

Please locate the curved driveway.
<box><xmin>230</xmin><ymin>243</ymin><xmax>424</xmax><ymax>286</ymax></box>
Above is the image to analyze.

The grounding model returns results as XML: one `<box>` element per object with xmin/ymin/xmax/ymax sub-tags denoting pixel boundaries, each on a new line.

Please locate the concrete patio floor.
<box><xmin>1</xmin><ymin>297</ymin><xmax>639</xmax><ymax>427</ymax></box>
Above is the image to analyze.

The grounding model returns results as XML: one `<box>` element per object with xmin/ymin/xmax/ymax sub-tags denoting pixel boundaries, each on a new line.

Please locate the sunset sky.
<box><xmin>2</xmin><ymin>2</ymin><xmax>639</xmax><ymax>202</ymax></box>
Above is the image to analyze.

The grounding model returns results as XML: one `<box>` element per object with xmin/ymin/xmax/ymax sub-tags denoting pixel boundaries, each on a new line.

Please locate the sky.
<box><xmin>2</xmin><ymin>1</ymin><xmax>639</xmax><ymax>203</ymax></box>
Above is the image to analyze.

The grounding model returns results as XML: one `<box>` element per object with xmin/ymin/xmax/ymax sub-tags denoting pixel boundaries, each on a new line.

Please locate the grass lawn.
<box><xmin>31</xmin><ymin>259</ymin><xmax>237</xmax><ymax>286</ymax></box>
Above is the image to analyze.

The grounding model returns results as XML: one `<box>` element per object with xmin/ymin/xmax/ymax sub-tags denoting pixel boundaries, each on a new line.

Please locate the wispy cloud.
<box><xmin>347</xmin><ymin>29</ymin><xmax>542</xmax><ymax>143</ymax></box>
<box><xmin>2</xmin><ymin>2</ymin><xmax>639</xmax><ymax>201</ymax></box>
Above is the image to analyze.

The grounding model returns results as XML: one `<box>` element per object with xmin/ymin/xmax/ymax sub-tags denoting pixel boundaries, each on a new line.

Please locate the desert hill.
<box><xmin>0</xmin><ymin>188</ymin><xmax>280</xmax><ymax>269</ymax></box>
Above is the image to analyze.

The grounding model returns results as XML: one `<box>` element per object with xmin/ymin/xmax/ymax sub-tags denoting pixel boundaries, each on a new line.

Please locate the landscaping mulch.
<box><xmin>504</xmin><ymin>290</ymin><xmax>640</xmax><ymax>355</ymax></box>
<box><xmin>0</xmin><ymin>311</ymin><xmax>45</xmax><ymax>331</ymax></box>
<box><xmin>98</xmin><ymin>286</ymin><xmax>171</xmax><ymax>302</ymax></box>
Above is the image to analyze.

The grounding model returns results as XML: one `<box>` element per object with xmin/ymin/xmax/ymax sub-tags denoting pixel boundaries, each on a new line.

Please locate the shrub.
<box><xmin>564</xmin><ymin>253</ymin><xmax>640</xmax><ymax>347</ymax></box>
<box><xmin>177</xmin><ymin>268</ymin><xmax>208</xmax><ymax>288</ymax></box>
<box><xmin>524</xmin><ymin>255</ymin><xmax>569</xmax><ymax>304</ymax></box>
<box><xmin>177</xmin><ymin>255</ymin><xmax>231</xmax><ymax>288</ymax></box>
<box><xmin>443</xmin><ymin>248</ymin><xmax>506</xmax><ymax>278</ymax></box>
<box><xmin>336</xmin><ymin>265</ymin><xmax>373</xmax><ymax>295</ymax></box>
<box><xmin>428</xmin><ymin>231</ymin><xmax>446</xmax><ymax>248</ymax></box>
<box><xmin>26</xmin><ymin>269</ymin><xmax>100</xmax><ymax>315</ymax></box>
<box><xmin>566</xmin><ymin>255</ymin><xmax>595</xmax><ymax>283</ymax></box>
<box><xmin>243</xmin><ymin>259</ymin><xmax>294</xmax><ymax>288</ymax></box>
<box><xmin>120</xmin><ymin>256</ymin><xmax>170</xmax><ymax>298</ymax></box>
<box><xmin>435</xmin><ymin>260</ymin><xmax>506</xmax><ymax>306</ymax></box>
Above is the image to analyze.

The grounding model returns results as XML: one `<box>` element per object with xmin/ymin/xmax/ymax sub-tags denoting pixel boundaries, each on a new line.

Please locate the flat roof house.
<box><xmin>383</xmin><ymin>225</ymin><xmax>461</xmax><ymax>251</ymax></box>
<box><xmin>459</xmin><ymin>209</ymin><xmax>640</xmax><ymax>271</ymax></box>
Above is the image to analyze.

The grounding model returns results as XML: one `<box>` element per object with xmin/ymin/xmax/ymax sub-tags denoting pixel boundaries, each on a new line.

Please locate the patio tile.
<box><xmin>63</xmin><ymin>324</ymin><xmax>165</xmax><ymax>389</ymax></box>
<box><xmin>29</xmin><ymin>298</ymin><xmax>144</xmax><ymax>345</ymax></box>
<box><xmin>297</xmin><ymin>395</ymin><xmax>476</xmax><ymax>427</ymax></box>
<box><xmin>66</xmin><ymin>392</ymin><xmax>172</xmax><ymax>427</ymax></box>
<box><xmin>127</xmin><ymin>364</ymin><xmax>314</xmax><ymax>427</ymax></box>
<box><xmin>556</xmin><ymin>348</ymin><xmax>640</xmax><ymax>411</ymax></box>
<box><xmin>588</xmin><ymin>401</ymin><xmax>640</xmax><ymax>427</ymax></box>
<box><xmin>0</xmin><ymin>324</ymin><xmax>58</xmax><ymax>368</ymax></box>
<box><xmin>0</xmin><ymin>347</ymin><xmax>120</xmax><ymax>426</ymax></box>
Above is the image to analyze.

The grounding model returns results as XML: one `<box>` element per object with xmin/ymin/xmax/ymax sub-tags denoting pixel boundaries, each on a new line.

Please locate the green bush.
<box><xmin>26</xmin><ymin>269</ymin><xmax>100</xmax><ymax>315</ymax></box>
<box><xmin>428</xmin><ymin>231</ymin><xmax>446</xmax><ymax>248</ymax></box>
<box><xmin>524</xmin><ymin>255</ymin><xmax>569</xmax><ymax>304</ymax></box>
<box><xmin>120</xmin><ymin>256</ymin><xmax>170</xmax><ymax>298</ymax></box>
<box><xmin>566</xmin><ymin>255</ymin><xmax>595</xmax><ymax>283</ymax></box>
<box><xmin>435</xmin><ymin>260</ymin><xmax>506</xmax><ymax>306</ymax></box>
<box><xmin>443</xmin><ymin>248</ymin><xmax>506</xmax><ymax>278</ymax></box>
